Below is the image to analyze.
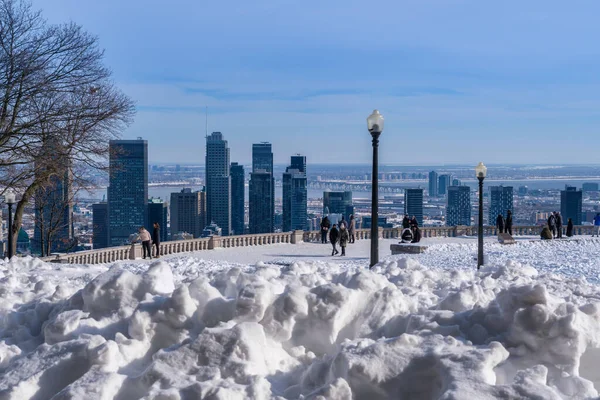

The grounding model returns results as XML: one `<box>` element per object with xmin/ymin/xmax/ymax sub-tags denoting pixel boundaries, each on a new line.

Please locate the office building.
<box><xmin>323</xmin><ymin>191</ymin><xmax>353</xmax><ymax>218</ymax></box>
<box><xmin>583</xmin><ymin>183</ymin><xmax>599</xmax><ymax>192</ymax></box>
<box><xmin>561</xmin><ymin>187</ymin><xmax>582</xmax><ymax>225</ymax></box>
<box><xmin>107</xmin><ymin>139</ymin><xmax>148</xmax><ymax>247</ymax></box>
<box><xmin>205</xmin><ymin>132</ymin><xmax>231</xmax><ymax>235</ymax></box>
<box><xmin>438</xmin><ymin>174</ymin><xmax>452</xmax><ymax>196</ymax></box>
<box><xmin>518</xmin><ymin>186</ymin><xmax>529</xmax><ymax>196</ymax></box>
<box><xmin>428</xmin><ymin>171</ymin><xmax>438</xmax><ymax>197</ymax></box>
<box><xmin>446</xmin><ymin>186</ymin><xmax>471</xmax><ymax>226</ymax></box>
<box><xmin>404</xmin><ymin>188</ymin><xmax>424</xmax><ymax>226</ymax></box>
<box><xmin>147</xmin><ymin>198</ymin><xmax>168</xmax><ymax>242</ymax></box>
<box><xmin>249</xmin><ymin>171</ymin><xmax>275</xmax><ymax>233</ymax></box>
<box><xmin>362</xmin><ymin>216</ymin><xmax>393</xmax><ymax>229</ymax></box>
<box><xmin>170</xmin><ymin>188</ymin><xmax>206</xmax><ymax>238</ymax></box>
<box><xmin>283</xmin><ymin>155</ymin><xmax>307</xmax><ymax>232</ymax></box>
<box><xmin>452</xmin><ymin>178</ymin><xmax>462</xmax><ymax>187</ymax></box>
<box><xmin>92</xmin><ymin>203</ymin><xmax>108</xmax><ymax>249</ymax></box>
<box><xmin>230</xmin><ymin>162</ymin><xmax>245</xmax><ymax>235</ymax></box>
<box><xmin>252</xmin><ymin>142</ymin><xmax>274</xmax><ymax>173</ymax></box>
<box><xmin>489</xmin><ymin>186</ymin><xmax>514</xmax><ymax>225</ymax></box>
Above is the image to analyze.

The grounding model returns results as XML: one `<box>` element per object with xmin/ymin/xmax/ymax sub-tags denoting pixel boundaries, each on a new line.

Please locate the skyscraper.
<box><xmin>170</xmin><ymin>188</ymin><xmax>206</xmax><ymax>238</ymax></box>
<box><xmin>108</xmin><ymin>139</ymin><xmax>148</xmax><ymax>247</ymax></box>
<box><xmin>561</xmin><ymin>187</ymin><xmax>582</xmax><ymax>225</ymax></box>
<box><xmin>206</xmin><ymin>132</ymin><xmax>231</xmax><ymax>235</ymax></box>
<box><xmin>230</xmin><ymin>162</ymin><xmax>245</xmax><ymax>235</ymax></box>
<box><xmin>249</xmin><ymin>143</ymin><xmax>275</xmax><ymax>234</ymax></box>
<box><xmin>489</xmin><ymin>186</ymin><xmax>514</xmax><ymax>225</ymax></box>
<box><xmin>428</xmin><ymin>171</ymin><xmax>438</xmax><ymax>198</ymax></box>
<box><xmin>582</xmin><ymin>183</ymin><xmax>599</xmax><ymax>192</ymax></box>
<box><xmin>438</xmin><ymin>174</ymin><xmax>452</xmax><ymax>196</ymax></box>
<box><xmin>404</xmin><ymin>188</ymin><xmax>424</xmax><ymax>226</ymax></box>
<box><xmin>283</xmin><ymin>155</ymin><xmax>307</xmax><ymax>232</ymax></box>
<box><xmin>446</xmin><ymin>186</ymin><xmax>471</xmax><ymax>226</ymax></box>
<box><xmin>323</xmin><ymin>191</ymin><xmax>353</xmax><ymax>217</ymax></box>
<box><xmin>92</xmin><ymin>203</ymin><xmax>108</xmax><ymax>250</ymax></box>
<box><xmin>147</xmin><ymin>198</ymin><xmax>168</xmax><ymax>242</ymax></box>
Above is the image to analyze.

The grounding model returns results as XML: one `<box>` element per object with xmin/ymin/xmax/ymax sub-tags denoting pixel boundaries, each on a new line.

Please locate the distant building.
<box><xmin>428</xmin><ymin>171</ymin><xmax>438</xmax><ymax>197</ymax></box>
<box><xmin>323</xmin><ymin>191</ymin><xmax>353</xmax><ymax>218</ymax></box>
<box><xmin>362</xmin><ymin>216</ymin><xmax>393</xmax><ymax>229</ymax></box>
<box><xmin>17</xmin><ymin>228</ymin><xmax>30</xmax><ymax>255</ymax></box>
<box><xmin>561</xmin><ymin>186</ymin><xmax>582</xmax><ymax>225</ymax></box>
<box><xmin>252</xmin><ymin>142</ymin><xmax>274</xmax><ymax>173</ymax></box>
<box><xmin>452</xmin><ymin>178</ymin><xmax>462</xmax><ymax>187</ymax></box>
<box><xmin>582</xmin><ymin>183</ymin><xmax>599</xmax><ymax>192</ymax></box>
<box><xmin>206</xmin><ymin>132</ymin><xmax>231</xmax><ymax>235</ymax></box>
<box><xmin>404</xmin><ymin>188</ymin><xmax>424</xmax><ymax>226</ymax></box>
<box><xmin>249</xmin><ymin>171</ymin><xmax>275</xmax><ymax>233</ymax></box>
<box><xmin>283</xmin><ymin>155</ymin><xmax>307</xmax><ymax>232</ymax></box>
<box><xmin>202</xmin><ymin>222</ymin><xmax>222</xmax><ymax>237</ymax></box>
<box><xmin>489</xmin><ymin>186</ymin><xmax>514</xmax><ymax>225</ymax></box>
<box><xmin>518</xmin><ymin>186</ymin><xmax>528</xmax><ymax>196</ymax></box>
<box><xmin>108</xmin><ymin>139</ymin><xmax>148</xmax><ymax>247</ymax></box>
<box><xmin>170</xmin><ymin>188</ymin><xmax>206</xmax><ymax>238</ymax></box>
<box><xmin>230</xmin><ymin>162</ymin><xmax>245</xmax><ymax>235</ymax></box>
<box><xmin>92</xmin><ymin>203</ymin><xmax>108</xmax><ymax>249</ymax></box>
<box><xmin>438</xmin><ymin>174</ymin><xmax>452</xmax><ymax>196</ymax></box>
<box><xmin>446</xmin><ymin>186</ymin><xmax>471</xmax><ymax>226</ymax></box>
<box><xmin>147</xmin><ymin>198</ymin><xmax>168</xmax><ymax>242</ymax></box>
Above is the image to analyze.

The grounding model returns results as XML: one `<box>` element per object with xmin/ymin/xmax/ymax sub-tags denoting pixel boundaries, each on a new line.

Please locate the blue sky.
<box><xmin>34</xmin><ymin>0</ymin><xmax>600</xmax><ymax>165</ymax></box>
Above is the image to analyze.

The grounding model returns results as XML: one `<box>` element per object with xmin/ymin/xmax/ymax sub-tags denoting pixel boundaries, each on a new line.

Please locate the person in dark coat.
<box><xmin>401</xmin><ymin>228</ymin><xmax>413</xmax><ymax>243</ymax></box>
<box><xmin>320</xmin><ymin>216</ymin><xmax>331</xmax><ymax>244</ymax></box>
<box><xmin>505</xmin><ymin>210</ymin><xmax>513</xmax><ymax>236</ymax></box>
<box><xmin>339</xmin><ymin>225</ymin><xmax>349</xmax><ymax>256</ymax></box>
<box><xmin>496</xmin><ymin>214</ymin><xmax>505</xmax><ymax>234</ymax></box>
<box><xmin>554</xmin><ymin>211</ymin><xmax>563</xmax><ymax>239</ymax></box>
<box><xmin>402</xmin><ymin>215</ymin><xmax>410</xmax><ymax>229</ymax></box>
<box><xmin>348</xmin><ymin>215</ymin><xmax>356</xmax><ymax>244</ymax></box>
<box><xmin>410</xmin><ymin>216</ymin><xmax>419</xmax><ymax>229</ymax></box>
<box><xmin>541</xmin><ymin>225</ymin><xmax>553</xmax><ymax>240</ymax></box>
<box><xmin>152</xmin><ymin>222</ymin><xmax>161</xmax><ymax>257</ymax></box>
<box><xmin>411</xmin><ymin>226</ymin><xmax>422</xmax><ymax>243</ymax></box>
<box><xmin>566</xmin><ymin>218</ymin><xmax>574</xmax><ymax>237</ymax></box>
<box><xmin>329</xmin><ymin>224</ymin><xmax>339</xmax><ymax>256</ymax></box>
<box><xmin>547</xmin><ymin>213</ymin><xmax>556</xmax><ymax>239</ymax></box>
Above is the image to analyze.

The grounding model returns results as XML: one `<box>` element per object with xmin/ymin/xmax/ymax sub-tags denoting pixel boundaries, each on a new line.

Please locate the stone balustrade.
<box><xmin>40</xmin><ymin>225</ymin><xmax>596</xmax><ymax>265</ymax></box>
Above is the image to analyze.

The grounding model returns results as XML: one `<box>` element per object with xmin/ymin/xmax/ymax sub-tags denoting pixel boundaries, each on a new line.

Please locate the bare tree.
<box><xmin>0</xmin><ymin>0</ymin><xmax>135</xmax><ymax>256</ymax></box>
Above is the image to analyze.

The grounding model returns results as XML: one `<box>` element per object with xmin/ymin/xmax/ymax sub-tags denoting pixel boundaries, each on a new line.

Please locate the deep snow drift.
<box><xmin>2</xmin><ymin>239</ymin><xmax>600</xmax><ymax>399</ymax></box>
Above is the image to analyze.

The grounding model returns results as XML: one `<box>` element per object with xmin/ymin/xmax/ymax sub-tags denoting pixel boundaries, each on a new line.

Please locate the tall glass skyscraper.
<box><xmin>428</xmin><ymin>171</ymin><xmax>438</xmax><ymax>198</ymax></box>
<box><xmin>206</xmin><ymin>132</ymin><xmax>231</xmax><ymax>235</ymax></box>
<box><xmin>249</xmin><ymin>143</ymin><xmax>274</xmax><ymax>234</ymax></box>
<box><xmin>438</xmin><ymin>174</ymin><xmax>452</xmax><ymax>196</ymax></box>
<box><xmin>404</xmin><ymin>188</ymin><xmax>424</xmax><ymax>225</ymax></box>
<box><xmin>92</xmin><ymin>202</ymin><xmax>108</xmax><ymax>249</ymax></box>
<box><xmin>230</xmin><ymin>162</ymin><xmax>245</xmax><ymax>235</ymax></box>
<box><xmin>323</xmin><ymin>191</ymin><xmax>353</xmax><ymax>217</ymax></box>
<box><xmin>446</xmin><ymin>186</ymin><xmax>471</xmax><ymax>226</ymax></box>
<box><xmin>147</xmin><ymin>198</ymin><xmax>168</xmax><ymax>242</ymax></box>
<box><xmin>108</xmin><ymin>139</ymin><xmax>148</xmax><ymax>246</ymax></box>
<box><xmin>283</xmin><ymin>155</ymin><xmax>307</xmax><ymax>232</ymax></box>
<box><xmin>561</xmin><ymin>186</ymin><xmax>582</xmax><ymax>225</ymax></box>
<box><xmin>170</xmin><ymin>188</ymin><xmax>206</xmax><ymax>238</ymax></box>
<box><xmin>489</xmin><ymin>186</ymin><xmax>514</xmax><ymax>225</ymax></box>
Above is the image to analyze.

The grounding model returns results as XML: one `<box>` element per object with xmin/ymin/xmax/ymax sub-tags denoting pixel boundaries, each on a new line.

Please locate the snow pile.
<box><xmin>1</xmin><ymin>246</ymin><xmax>600</xmax><ymax>399</ymax></box>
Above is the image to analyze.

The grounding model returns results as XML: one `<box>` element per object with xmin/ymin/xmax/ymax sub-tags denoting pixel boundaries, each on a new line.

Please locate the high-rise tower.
<box><xmin>205</xmin><ymin>132</ymin><xmax>231</xmax><ymax>235</ymax></box>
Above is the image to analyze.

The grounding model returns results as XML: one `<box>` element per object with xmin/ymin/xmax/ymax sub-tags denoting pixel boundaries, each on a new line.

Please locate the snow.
<box><xmin>2</xmin><ymin>237</ymin><xmax>600</xmax><ymax>399</ymax></box>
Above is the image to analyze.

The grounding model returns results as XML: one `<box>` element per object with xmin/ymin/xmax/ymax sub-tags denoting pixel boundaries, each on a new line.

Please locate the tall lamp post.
<box><xmin>5</xmin><ymin>190</ymin><xmax>16</xmax><ymax>259</ymax></box>
<box><xmin>475</xmin><ymin>162</ymin><xmax>487</xmax><ymax>269</ymax></box>
<box><xmin>367</xmin><ymin>110</ymin><xmax>384</xmax><ymax>268</ymax></box>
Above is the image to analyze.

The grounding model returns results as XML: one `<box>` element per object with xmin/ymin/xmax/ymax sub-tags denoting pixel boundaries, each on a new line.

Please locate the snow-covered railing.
<box><xmin>41</xmin><ymin>225</ymin><xmax>596</xmax><ymax>264</ymax></box>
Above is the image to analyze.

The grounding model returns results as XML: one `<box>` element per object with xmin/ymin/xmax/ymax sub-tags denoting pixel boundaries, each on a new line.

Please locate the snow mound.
<box><xmin>1</xmin><ymin>247</ymin><xmax>600</xmax><ymax>399</ymax></box>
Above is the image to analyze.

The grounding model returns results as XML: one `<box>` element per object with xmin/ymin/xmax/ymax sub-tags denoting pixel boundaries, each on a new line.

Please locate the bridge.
<box><xmin>40</xmin><ymin>225</ymin><xmax>595</xmax><ymax>265</ymax></box>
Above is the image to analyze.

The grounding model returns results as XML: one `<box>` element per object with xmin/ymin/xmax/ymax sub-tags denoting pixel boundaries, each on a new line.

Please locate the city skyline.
<box><xmin>32</xmin><ymin>1</ymin><xmax>600</xmax><ymax>165</ymax></box>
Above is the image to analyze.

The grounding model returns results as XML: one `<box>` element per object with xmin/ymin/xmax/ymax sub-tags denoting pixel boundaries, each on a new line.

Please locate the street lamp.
<box><xmin>4</xmin><ymin>190</ymin><xmax>16</xmax><ymax>259</ymax></box>
<box><xmin>367</xmin><ymin>110</ymin><xmax>384</xmax><ymax>268</ymax></box>
<box><xmin>475</xmin><ymin>162</ymin><xmax>487</xmax><ymax>269</ymax></box>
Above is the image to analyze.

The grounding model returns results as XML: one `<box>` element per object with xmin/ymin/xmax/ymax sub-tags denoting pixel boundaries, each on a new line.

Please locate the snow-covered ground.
<box><xmin>2</xmin><ymin>237</ymin><xmax>600</xmax><ymax>399</ymax></box>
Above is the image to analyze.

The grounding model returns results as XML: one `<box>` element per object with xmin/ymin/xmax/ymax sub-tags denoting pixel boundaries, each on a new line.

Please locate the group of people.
<box><xmin>495</xmin><ymin>210</ymin><xmax>514</xmax><ymax>235</ymax></box>
<box><xmin>401</xmin><ymin>215</ymin><xmax>421</xmax><ymax>243</ymax></box>
<box><xmin>540</xmin><ymin>211</ymin><xmax>573</xmax><ymax>240</ymax></box>
<box><xmin>136</xmin><ymin>223</ymin><xmax>161</xmax><ymax>259</ymax></box>
<box><xmin>320</xmin><ymin>215</ymin><xmax>355</xmax><ymax>256</ymax></box>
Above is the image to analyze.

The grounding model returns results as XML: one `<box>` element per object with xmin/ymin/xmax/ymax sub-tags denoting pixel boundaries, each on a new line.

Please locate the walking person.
<box><xmin>566</xmin><ymin>218</ymin><xmax>574</xmax><ymax>237</ymax></box>
<box><xmin>138</xmin><ymin>227</ymin><xmax>152</xmax><ymax>259</ymax></box>
<box><xmin>505</xmin><ymin>210</ymin><xmax>513</xmax><ymax>236</ymax></box>
<box><xmin>348</xmin><ymin>215</ymin><xmax>356</xmax><ymax>244</ymax></box>
<box><xmin>329</xmin><ymin>224</ymin><xmax>339</xmax><ymax>256</ymax></box>
<box><xmin>496</xmin><ymin>214</ymin><xmax>505</xmax><ymax>234</ymax></box>
<box><xmin>339</xmin><ymin>224</ymin><xmax>349</xmax><ymax>256</ymax></box>
<box><xmin>593</xmin><ymin>213</ymin><xmax>600</xmax><ymax>237</ymax></box>
<box><xmin>152</xmin><ymin>222</ymin><xmax>161</xmax><ymax>257</ymax></box>
<box><xmin>320</xmin><ymin>216</ymin><xmax>330</xmax><ymax>244</ymax></box>
<box><xmin>554</xmin><ymin>211</ymin><xmax>563</xmax><ymax>239</ymax></box>
<box><xmin>339</xmin><ymin>216</ymin><xmax>347</xmax><ymax>230</ymax></box>
<box><xmin>547</xmin><ymin>213</ymin><xmax>556</xmax><ymax>239</ymax></box>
